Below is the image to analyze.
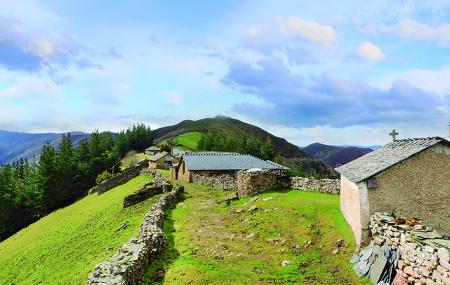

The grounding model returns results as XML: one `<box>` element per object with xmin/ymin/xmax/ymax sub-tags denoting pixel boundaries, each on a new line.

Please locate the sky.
<box><xmin>0</xmin><ymin>0</ymin><xmax>450</xmax><ymax>146</ymax></box>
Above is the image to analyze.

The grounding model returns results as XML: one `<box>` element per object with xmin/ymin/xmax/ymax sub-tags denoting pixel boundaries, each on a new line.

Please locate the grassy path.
<box><xmin>143</xmin><ymin>175</ymin><xmax>369</xmax><ymax>285</ymax></box>
<box><xmin>0</xmin><ymin>176</ymin><xmax>155</xmax><ymax>285</ymax></box>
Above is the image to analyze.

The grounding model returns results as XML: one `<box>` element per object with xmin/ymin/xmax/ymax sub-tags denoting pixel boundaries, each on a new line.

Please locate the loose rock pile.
<box><xmin>353</xmin><ymin>212</ymin><xmax>450</xmax><ymax>285</ymax></box>
<box><xmin>351</xmin><ymin>242</ymin><xmax>399</xmax><ymax>284</ymax></box>
<box><xmin>88</xmin><ymin>177</ymin><xmax>184</xmax><ymax>285</ymax></box>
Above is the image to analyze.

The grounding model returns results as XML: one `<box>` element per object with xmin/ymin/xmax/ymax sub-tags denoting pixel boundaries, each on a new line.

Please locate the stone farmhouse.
<box><xmin>336</xmin><ymin>137</ymin><xmax>450</xmax><ymax>246</ymax></box>
<box><xmin>171</xmin><ymin>152</ymin><xmax>288</xmax><ymax>190</ymax></box>
<box><xmin>148</xmin><ymin>151</ymin><xmax>173</xmax><ymax>170</ymax></box>
<box><xmin>145</xmin><ymin>146</ymin><xmax>161</xmax><ymax>155</ymax></box>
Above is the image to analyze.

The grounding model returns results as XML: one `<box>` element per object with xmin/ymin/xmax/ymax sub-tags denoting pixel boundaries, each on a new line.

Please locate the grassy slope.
<box><xmin>0</xmin><ymin>176</ymin><xmax>155</xmax><ymax>285</ymax></box>
<box><xmin>144</xmin><ymin>172</ymin><xmax>369</xmax><ymax>284</ymax></box>
<box><xmin>171</xmin><ymin>131</ymin><xmax>202</xmax><ymax>150</ymax></box>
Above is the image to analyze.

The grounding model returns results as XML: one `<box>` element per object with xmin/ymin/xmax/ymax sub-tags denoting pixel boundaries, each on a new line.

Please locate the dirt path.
<box><xmin>142</xmin><ymin>178</ymin><xmax>369</xmax><ymax>284</ymax></box>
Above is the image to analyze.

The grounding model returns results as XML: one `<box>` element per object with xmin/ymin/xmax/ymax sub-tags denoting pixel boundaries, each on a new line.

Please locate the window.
<box><xmin>367</xmin><ymin>177</ymin><xmax>378</xmax><ymax>189</ymax></box>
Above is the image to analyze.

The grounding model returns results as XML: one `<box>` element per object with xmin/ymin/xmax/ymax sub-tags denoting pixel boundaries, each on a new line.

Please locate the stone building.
<box><xmin>172</xmin><ymin>152</ymin><xmax>288</xmax><ymax>190</ymax></box>
<box><xmin>145</xmin><ymin>146</ymin><xmax>161</xmax><ymax>155</ymax></box>
<box><xmin>148</xmin><ymin>151</ymin><xmax>172</xmax><ymax>169</ymax></box>
<box><xmin>336</xmin><ymin>137</ymin><xmax>450</xmax><ymax>246</ymax></box>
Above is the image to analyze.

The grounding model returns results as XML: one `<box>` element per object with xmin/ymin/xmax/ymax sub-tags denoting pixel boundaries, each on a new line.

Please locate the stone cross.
<box><xmin>389</xmin><ymin>129</ymin><xmax>399</xmax><ymax>141</ymax></box>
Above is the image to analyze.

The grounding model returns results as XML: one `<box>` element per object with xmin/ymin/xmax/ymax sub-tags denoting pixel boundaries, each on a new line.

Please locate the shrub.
<box><xmin>96</xmin><ymin>171</ymin><xmax>112</xmax><ymax>185</ymax></box>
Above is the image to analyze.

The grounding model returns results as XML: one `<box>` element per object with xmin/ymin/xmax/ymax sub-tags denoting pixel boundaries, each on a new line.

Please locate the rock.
<box><xmin>332</xmin><ymin>249</ymin><xmax>339</xmax><ymax>255</ymax></box>
<box><xmin>235</xmin><ymin>208</ymin><xmax>244</xmax><ymax>213</ymax></box>
<box><xmin>250</xmin><ymin>196</ymin><xmax>259</xmax><ymax>202</ymax></box>
<box><xmin>437</xmin><ymin>248</ymin><xmax>449</xmax><ymax>264</ymax></box>
<box><xmin>335</xmin><ymin>239</ymin><xmax>344</xmax><ymax>248</ymax></box>
<box><xmin>393</xmin><ymin>272</ymin><xmax>408</xmax><ymax>285</ymax></box>
<box><xmin>253</xmin><ymin>268</ymin><xmax>263</xmax><ymax>274</ymax></box>
<box><xmin>248</xmin><ymin>206</ymin><xmax>259</xmax><ymax>212</ymax></box>
<box><xmin>281</xmin><ymin>260</ymin><xmax>291</xmax><ymax>267</ymax></box>
<box><xmin>246</xmin><ymin>233</ymin><xmax>255</xmax><ymax>239</ymax></box>
<box><xmin>398</xmin><ymin>260</ymin><xmax>406</xmax><ymax>270</ymax></box>
<box><xmin>262</xmin><ymin>197</ymin><xmax>273</xmax><ymax>202</ymax></box>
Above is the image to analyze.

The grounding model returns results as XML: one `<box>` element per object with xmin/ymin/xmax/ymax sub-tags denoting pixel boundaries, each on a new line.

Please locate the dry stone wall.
<box><xmin>93</xmin><ymin>160</ymin><xmax>149</xmax><ymax>195</ymax></box>
<box><xmin>353</xmin><ymin>212</ymin><xmax>450</xmax><ymax>285</ymax></box>
<box><xmin>290</xmin><ymin>177</ymin><xmax>340</xmax><ymax>194</ymax></box>
<box><xmin>122</xmin><ymin>178</ymin><xmax>173</xmax><ymax>208</ymax></box>
<box><xmin>237</xmin><ymin>169</ymin><xmax>290</xmax><ymax>196</ymax></box>
<box><xmin>191</xmin><ymin>171</ymin><xmax>236</xmax><ymax>190</ymax></box>
<box><xmin>88</xmin><ymin>183</ymin><xmax>184</xmax><ymax>285</ymax></box>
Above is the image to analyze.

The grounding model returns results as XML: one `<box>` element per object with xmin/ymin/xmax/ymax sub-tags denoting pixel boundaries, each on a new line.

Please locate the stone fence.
<box><xmin>122</xmin><ymin>177</ymin><xmax>173</xmax><ymax>208</ymax></box>
<box><xmin>191</xmin><ymin>171</ymin><xmax>236</xmax><ymax>190</ymax></box>
<box><xmin>88</xmin><ymin>182</ymin><xmax>184</xmax><ymax>284</ymax></box>
<box><xmin>237</xmin><ymin>169</ymin><xmax>290</xmax><ymax>196</ymax></box>
<box><xmin>190</xmin><ymin>169</ymin><xmax>340</xmax><ymax>196</ymax></box>
<box><xmin>352</xmin><ymin>212</ymin><xmax>449</xmax><ymax>285</ymax></box>
<box><xmin>290</xmin><ymin>177</ymin><xmax>340</xmax><ymax>194</ymax></box>
<box><xmin>92</xmin><ymin>160</ymin><xmax>148</xmax><ymax>195</ymax></box>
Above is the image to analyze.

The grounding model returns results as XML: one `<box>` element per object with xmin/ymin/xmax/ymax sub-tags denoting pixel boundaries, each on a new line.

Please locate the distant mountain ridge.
<box><xmin>0</xmin><ymin>130</ymin><xmax>89</xmax><ymax>164</ymax></box>
<box><xmin>303</xmin><ymin>142</ymin><xmax>373</xmax><ymax>167</ymax></box>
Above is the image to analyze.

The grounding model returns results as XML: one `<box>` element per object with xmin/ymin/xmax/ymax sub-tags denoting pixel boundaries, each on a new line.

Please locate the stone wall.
<box><xmin>290</xmin><ymin>177</ymin><xmax>340</xmax><ymax>194</ymax></box>
<box><xmin>191</xmin><ymin>171</ymin><xmax>237</xmax><ymax>190</ymax></box>
<box><xmin>88</xmin><ymin>183</ymin><xmax>184</xmax><ymax>285</ymax></box>
<box><xmin>93</xmin><ymin>160</ymin><xmax>149</xmax><ymax>195</ymax></box>
<box><xmin>369</xmin><ymin>212</ymin><xmax>449</xmax><ymax>285</ymax></box>
<box><xmin>367</xmin><ymin>146</ymin><xmax>450</xmax><ymax>233</ymax></box>
<box><xmin>122</xmin><ymin>177</ymin><xmax>173</xmax><ymax>208</ymax></box>
<box><xmin>237</xmin><ymin>169</ymin><xmax>290</xmax><ymax>196</ymax></box>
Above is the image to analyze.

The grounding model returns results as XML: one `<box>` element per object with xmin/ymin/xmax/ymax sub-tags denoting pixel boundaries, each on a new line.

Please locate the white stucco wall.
<box><xmin>340</xmin><ymin>175</ymin><xmax>362</xmax><ymax>245</ymax></box>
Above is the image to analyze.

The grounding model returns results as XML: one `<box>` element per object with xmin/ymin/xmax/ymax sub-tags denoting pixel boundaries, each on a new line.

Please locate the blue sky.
<box><xmin>0</xmin><ymin>0</ymin><xmax>449</xmax><ymax>145</ymax></box>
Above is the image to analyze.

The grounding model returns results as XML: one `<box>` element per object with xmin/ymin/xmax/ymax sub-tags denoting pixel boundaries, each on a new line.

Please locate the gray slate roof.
<box><xmin>149</xmin><ymin>151</ymin><xmax>169</xmax><ymax>162</ymax></box>
<box><xmin>336</xmin><ymin>137</ymin><xmax>449</xmax><ymax>183</ymax></box>
<box><xmin>182</xmin><ymin>152</ymin><xmax>289</xmax><ymax>171</ymax></box>
<box><xmin>146</xmin><ymin>146</ymin><xmax>161</xmax><ymax>151</ymax></box>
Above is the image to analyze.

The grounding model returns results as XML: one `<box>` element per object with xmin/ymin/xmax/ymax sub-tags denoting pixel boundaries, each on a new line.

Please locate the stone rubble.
<box><xmin>88</xmin><ymin>175</ymin><xmax>184</xmax><ymax>285</ymax></box>
<box><xmin>352</xmin><ymin>212</ymin><xmax>450</xmax><ymax>285</ymax></box>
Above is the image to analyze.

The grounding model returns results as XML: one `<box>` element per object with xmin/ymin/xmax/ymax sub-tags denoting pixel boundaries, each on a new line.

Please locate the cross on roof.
<box><xmin>389</xmin><ymin>129</ymin><xmax>399</xmax><ymax>141</ymax></box>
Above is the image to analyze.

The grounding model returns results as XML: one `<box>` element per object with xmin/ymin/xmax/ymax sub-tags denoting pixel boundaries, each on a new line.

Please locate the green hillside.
<box><xmin>151</xmin><ymin>117</ymin><xmax>338</xmax><ymax>178</ymax></box>
<box><xmin>0</xmin><ymin>176</ymin><xmax>154</xmax><ymax>284</ymax></box>
<box><xmin>151</xmin><ymin>116</ymin><xmax>308</xmax><ymax>159</ymax></box>
<box><xmin>169</xmin><ymin>131</ymin><xmax>202</xmax><ymax>150</ymax></box>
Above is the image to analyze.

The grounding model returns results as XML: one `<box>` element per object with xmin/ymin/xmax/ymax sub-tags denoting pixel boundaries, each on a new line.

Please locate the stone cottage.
<box><xmin>336</xmin><ymin>137</ymin><xmax>450</xmax><ymax>246</ymax></box>
<box><xmin>145</xmin><ymin>146</ymin><xmax>161</xmax><ymax>155</ymax></box>
<box><xmin>148</xmin><ymin>151</ymin><xmax>173</xmax><ymax>170</ymax></box>
<box><xmin>172</xmin><ymin>152</ymin><xmax>288</xmax><ymax>190</ymax></box>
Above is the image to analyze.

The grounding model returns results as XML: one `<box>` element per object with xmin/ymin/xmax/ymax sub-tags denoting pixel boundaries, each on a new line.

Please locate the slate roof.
<box><xmin>182</xmin><ymin>152</ymin><xmax>289</xmax><ymax>171</ymax></box>
<box><xmin>149</xmin><ymin>151</ymin><xmax>170</xmax><ymax>162</ymax></box>
<box><xmin>146</xmin><ymin>146</ymin><xmax>161</xmax><ymax>151</ymax></box>
<box><xmin>336</xmin><ymin>137</ymin><xmax>450</xmax><ymax>183</ymax></box>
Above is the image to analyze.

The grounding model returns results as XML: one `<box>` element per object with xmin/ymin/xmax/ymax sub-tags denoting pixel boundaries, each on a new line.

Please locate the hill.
<box><xmin>151</xmin><ymin>116</ymin><xmax>309</xmax><ymax>159</ymax></box>
<box><xmin>303</xmin><ymin>142</ymin><xmax>373</xmax><ymax>167</ymax></box>
<box><xmin>151</xmin><ymin>116</ymin><xmax>338</xmax><ymax>178</ymax></box>
<box><xmin>0</xmin><ymin>176</ymin><xmax>155</xmax><ymax>284</ymax></box>
<box><xmin>0</xmin><ymin>130</ymin><xmax>89</xmax><ymax>164</ymax></box>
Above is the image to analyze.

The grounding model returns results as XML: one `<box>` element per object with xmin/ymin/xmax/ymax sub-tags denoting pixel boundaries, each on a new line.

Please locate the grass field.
<box><xmin>0</xmin><ymin>175</ymin><xmax>155</xmax><ymax>285</ymax></box>
<box><xmin>171</xmin><ymin>132</ymin><xmax>202</xmax><ymax>150</ymax></box>
<box><xmin>143</xmin><ymin>173</ymin><xmax>369</xmax><ymax>285</ymax></box>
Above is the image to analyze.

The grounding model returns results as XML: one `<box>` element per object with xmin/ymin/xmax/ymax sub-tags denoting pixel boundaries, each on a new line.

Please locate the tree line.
<box><xmin>196</xmin><ymin>132</ymin><xmax>337</xmax><ymax>178</ymax></box>
<box><xmin>197</xmin><ymin>132</ymin><xmax>276</xmax><ymax>160</ymax></box>
<box><xmin>0</xmin><ymin>124</ymin><xmax>152</xmax><ymax>240</ymax></box>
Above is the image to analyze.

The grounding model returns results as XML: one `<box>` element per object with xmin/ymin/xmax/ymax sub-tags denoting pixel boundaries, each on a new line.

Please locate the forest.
<box><xmin>0</xmin><ymin>124</ymin><xmax>152</xmax><ymax>240</ymax></box>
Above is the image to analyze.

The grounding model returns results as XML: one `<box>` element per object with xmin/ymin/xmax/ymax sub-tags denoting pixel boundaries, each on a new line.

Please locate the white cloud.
<box><xmin>278</xmin><ymin>16</ymin><xmax>336</xmax><ymax>46</ymax></box>
<box><xmin>357</xmin><ymin>41</ymin><xmax>385</xmax><ymax>61</ymax></box>
<box><xmin>160</xmin><ymin>91</ymin><xmax>183</xmax><ymax>105</ymax></box>
<box><xmin>364</xmin><ymin>20</ymin><xmax>450</xmax><ymax>45</ymax></box>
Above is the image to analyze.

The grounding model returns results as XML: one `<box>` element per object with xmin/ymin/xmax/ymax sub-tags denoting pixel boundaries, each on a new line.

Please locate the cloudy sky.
<box><xmin>1</xmin><ymin>0</ymin><xmax>449</xmax><ymax>146</ymax></box>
